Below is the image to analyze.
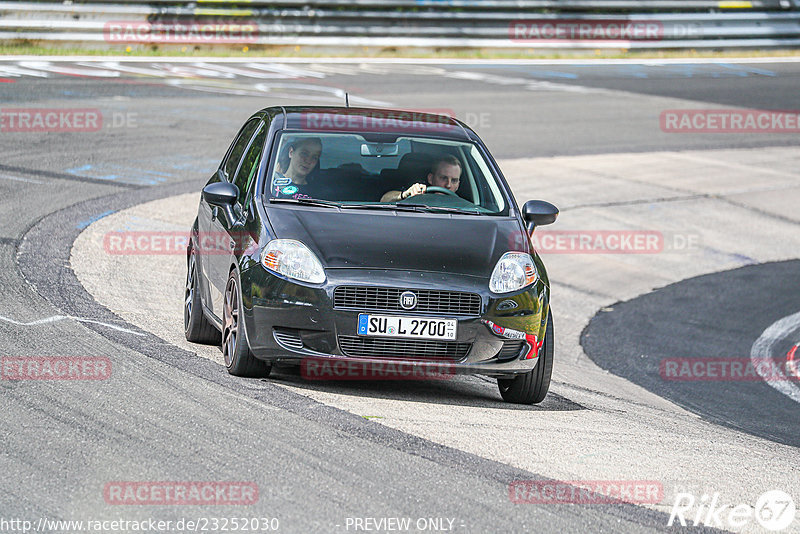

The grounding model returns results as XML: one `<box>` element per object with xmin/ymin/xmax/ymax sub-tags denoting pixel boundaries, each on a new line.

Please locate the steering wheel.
<box><xmin>425</xmin><ymin>186</ymin><xmax>458</xmax><ymax>197</ymax></box>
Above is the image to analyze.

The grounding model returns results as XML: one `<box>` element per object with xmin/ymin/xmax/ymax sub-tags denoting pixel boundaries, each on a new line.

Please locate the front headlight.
<box><xmin>261</xmin><ymin>239</ymin><xmax>326</xmax><ymax>284</ymax></box>
<box><xmin>489</xmin><ymin>252</ymin><xmax>538</xmax><ymax>294</ymax></box>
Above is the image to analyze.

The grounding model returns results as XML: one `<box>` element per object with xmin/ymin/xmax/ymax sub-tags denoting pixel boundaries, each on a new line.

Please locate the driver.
<box><xmin>273</xmin><ymin>137</ymin><xmax>322</xmax><ymax>198</ymax></box>
<box><xmin>380</xmin><ymin>155</ymin><xmax>461</xmax><ymax>202</ymax></box>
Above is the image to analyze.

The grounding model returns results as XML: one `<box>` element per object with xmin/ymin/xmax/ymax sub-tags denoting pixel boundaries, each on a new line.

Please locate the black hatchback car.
<box><xmin>184</xmin><ymin>106</ymin><xmax>558</xmax><ymax>404</ymax></box>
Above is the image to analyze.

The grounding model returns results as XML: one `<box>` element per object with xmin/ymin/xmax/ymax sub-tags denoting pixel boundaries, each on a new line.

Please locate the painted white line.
<box><xmin>16</xmin><ymin>60</ymin><xmax>120</xmax><ymax>77</ymax></box>
<box><xmin>0</xmin><ymin>64</ymin><xmax>50</xmax><ymax>77</ymax></box>
<box><xmin>0</xmin><ymin>174</ymin><xmax>43</xmax><ymax>184</ymax></box>
<box><xmin>163</xmin><ymin>78</ymin><xmax>392</xmax><ymax>105</ymax></box>
<box><xmin>2</xmin><ymin>56</ymin><xmax>800</xmax><ymax>65</ymax></box>
<box><xmin>0</xmin><ymin>313</ymin><xmax>146</xmax><ymax>336</ymax></box>
<box><xmin>444</xmin><ymin>69</ymin><xmax>601</xmax><ymax>94</ymax></box>
<box><xmin>750</xmin><ymin>310</ymin><xmax>800</xmax><ymax>404</ymax></box>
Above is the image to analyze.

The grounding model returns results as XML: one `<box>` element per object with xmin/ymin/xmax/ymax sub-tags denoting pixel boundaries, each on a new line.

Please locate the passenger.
<box><xmin>273</xmin><ymin>137</ymin><xmax>322</xmax><ymax>198</ymax></box>
<box><xmin>380</xmin><ymin>155</ymin><xmax>462</xmax><ymax>202</ymax></box>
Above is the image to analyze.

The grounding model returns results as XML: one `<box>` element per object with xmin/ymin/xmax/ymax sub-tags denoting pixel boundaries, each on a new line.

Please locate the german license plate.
<box><xmin>357</xmin><ymin>314</ymin><xmax>457</xmax><ymax>340</ymax></box>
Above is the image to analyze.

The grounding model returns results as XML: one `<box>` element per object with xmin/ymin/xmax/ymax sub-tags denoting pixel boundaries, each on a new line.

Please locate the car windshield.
<box><xmin>264</xmin><ymin>131</ymin><xmax>509</xmax><ymax>215</ymax></box>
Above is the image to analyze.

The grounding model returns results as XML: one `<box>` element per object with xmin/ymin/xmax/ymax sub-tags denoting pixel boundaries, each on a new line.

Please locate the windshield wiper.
<box><xmin>269</xmin><ymin>199</ymin><xmax>485</xmax><ymax>215</ymax></box>
<box><xmin>269</xmin><ymin>197</ymin><xmax>341</xmax><ymax>208</ymax></box>
<box><xmin>398</xmin><ymin>203</ymin><xmax>486</xmax><ymax>215</ymax></box>
<box><xmin>339</xmin><ymin>203</ymin><xmax>425</xmax><ymax>212</ymax></box>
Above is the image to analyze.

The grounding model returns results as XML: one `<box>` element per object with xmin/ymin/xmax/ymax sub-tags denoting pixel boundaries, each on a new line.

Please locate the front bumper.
<box><xmin>240</xmin><ymin>266</ymin><xmax>549</xmax><ymax>377</ymax></box>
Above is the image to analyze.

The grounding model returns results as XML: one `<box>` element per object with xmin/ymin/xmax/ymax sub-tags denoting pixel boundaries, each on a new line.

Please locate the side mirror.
<box><xmin>203</xmin><ymin>182</ymin><xmax>239</xmax><ymax>225</ymax></box>
<box><xmin>522</xmin><ymin>200</ymin><xmax>559</xmax><ymax>231</ymax></box>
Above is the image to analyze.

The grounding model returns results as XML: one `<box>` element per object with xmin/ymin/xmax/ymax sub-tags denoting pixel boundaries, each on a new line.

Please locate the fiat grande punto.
<box><xmin>184</xmin><ymin>106</ymin><xmax>559</xmax><ymax>404</ymax></box>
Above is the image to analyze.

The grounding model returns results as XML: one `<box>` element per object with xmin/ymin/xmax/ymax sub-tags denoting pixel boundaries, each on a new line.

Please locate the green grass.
<box><xmin>2</xmin><ymin>42</ymin><xmax>800</xmax><ymax>59</ymax></box>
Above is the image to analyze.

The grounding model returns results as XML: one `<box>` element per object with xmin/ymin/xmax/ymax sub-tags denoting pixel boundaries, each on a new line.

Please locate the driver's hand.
<box><xmin>402</xmin><ymin>183</ymin><xmax>427</xmax><ymax>199</ymax></box>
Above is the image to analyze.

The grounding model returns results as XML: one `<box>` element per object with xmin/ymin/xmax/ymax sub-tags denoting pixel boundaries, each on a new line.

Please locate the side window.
<box><xmin>222</xmin><ymin>119</ymin><xmax>260</xmax><ymax>181</ymax></box>
<box><xmin>233</xmin><ymin>124</ymin><xmax>266</xmax><ymax>204</ymax></box>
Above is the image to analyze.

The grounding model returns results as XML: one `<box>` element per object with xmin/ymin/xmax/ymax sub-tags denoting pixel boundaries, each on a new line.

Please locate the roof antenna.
<box><xmin>345</xmin><ymin>92</ymin><xmax>350</xmax><ymax>108</ymax></box>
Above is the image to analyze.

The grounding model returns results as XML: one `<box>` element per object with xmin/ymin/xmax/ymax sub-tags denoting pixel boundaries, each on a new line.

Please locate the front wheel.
<box><xmin>222</xmin><ymin>269</ymin><xmax>272</xmax><ymax>378</ymax></box>
<box><xmin>498</xmin><ymin>311</ymin><xmax>553</xmax><ymax>404</ymax></box>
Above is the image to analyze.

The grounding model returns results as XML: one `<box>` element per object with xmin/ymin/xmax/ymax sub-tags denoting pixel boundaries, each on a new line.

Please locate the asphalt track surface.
<box><xmin>1</xmin><ymin>57</ymin><xmax>799</xmax><ymax>533</ymax></box>
<box><xmin>582</xmin><ymin>260</ymin><xmax>800</xmax><ymax>448</ymax></box>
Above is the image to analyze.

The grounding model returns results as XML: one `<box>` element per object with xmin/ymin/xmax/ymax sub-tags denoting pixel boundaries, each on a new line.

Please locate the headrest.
<box><xmin>398</xmin><ymin>152</ymin><xmax>434</xmax><ymax>177</ymax></box>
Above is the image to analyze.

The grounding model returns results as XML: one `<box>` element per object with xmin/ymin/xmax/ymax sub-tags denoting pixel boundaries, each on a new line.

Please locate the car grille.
<box><xmin>333</xmin><ymin>286</ymin><xmax>482</xmax><ymax>316</ymax></box>
<box><xmin>338</xmin><ymin>335</ymin><xmax>471</xmax><ymax>361</ymax></box>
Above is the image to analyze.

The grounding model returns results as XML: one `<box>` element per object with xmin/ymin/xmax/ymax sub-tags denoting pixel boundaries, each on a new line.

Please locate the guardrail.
<box><xmin>16</xmin><ymin>0</ymin><xmax>799</xmax><ymax>8</ymax></box>
<box><xmin>1</xmin><ymin>1</ymin><xmax>799</xmax><ymax>49</ymax></box>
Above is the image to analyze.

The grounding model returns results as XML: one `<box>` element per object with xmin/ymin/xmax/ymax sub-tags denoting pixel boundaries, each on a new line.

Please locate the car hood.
<box><xmin>266</xmin><ymin>206</ymin><xmax>527</xmax><ymax>278</ymax></box>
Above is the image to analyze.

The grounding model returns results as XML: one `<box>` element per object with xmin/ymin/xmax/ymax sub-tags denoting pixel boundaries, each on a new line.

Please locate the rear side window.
<box><xmin>233</xmin><ymin>123</ymin><xmax>266</xmax><ymax>204</ymax></box>
<box><xmin>222</xmin><ymin>118</ymin><xmax>260</xmax><ymax>181</ymax></box>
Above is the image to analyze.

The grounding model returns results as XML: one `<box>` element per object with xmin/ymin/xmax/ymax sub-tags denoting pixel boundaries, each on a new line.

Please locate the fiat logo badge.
<box><xmin>400</xmin><ymin>291</ymin><xmax>417</xmax><ymax>310</ymax></box>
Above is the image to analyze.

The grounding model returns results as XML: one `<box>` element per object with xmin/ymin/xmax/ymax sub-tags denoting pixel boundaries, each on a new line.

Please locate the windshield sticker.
<box><xmin>273</xmin><ymin>176</ymin><xmax>292</xmax><ymax>186</ymax></box>
<box><xmin>281</xmin><ymin>186</ymin><xmax>299</xmax><ymax>195</ymax></box>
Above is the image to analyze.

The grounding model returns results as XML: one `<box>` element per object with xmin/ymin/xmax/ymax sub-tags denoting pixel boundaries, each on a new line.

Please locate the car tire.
<box><xmin>223</xmin><ymin>269</ymin><xmax>272</xmax><ymax>378</ymax></box>
<box><xmin>184</xmin><ymin>251</ymin><xmax>219</xmax><ymax>344</ymax></box>
<box><xmin>497</xmin><ymin>311</ymin><xmax>553</xmax><ymax>405</ymax></box>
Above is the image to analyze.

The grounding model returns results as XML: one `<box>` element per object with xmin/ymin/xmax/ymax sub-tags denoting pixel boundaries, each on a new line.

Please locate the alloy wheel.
<box><xmin>222</xmin><ymin>276</ymin><xmax>239</xmax><ymax>367</ymax></box>
<box><xmin>184</xmin><ymin>255</ymin><xmax>196</xmax><ymax>331</ymax></box>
